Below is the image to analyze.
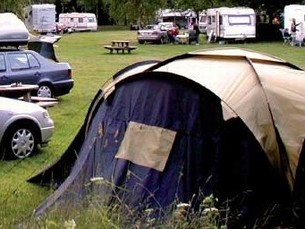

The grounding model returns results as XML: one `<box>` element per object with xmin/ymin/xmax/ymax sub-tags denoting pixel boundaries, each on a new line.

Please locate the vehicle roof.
<box><xmin>59</xmin><ymin>12</ymin><xmax>96</xmax><ymax>17</ymax></box>
<box><xmin>0</xmin><ymin>13</ymin><xmax>30</xmax><ymax>47</ymax></box>
<box><xmin>207</xmin><ymin>7</ymin><xmax>255</xmax><ymax>15</ymax></box>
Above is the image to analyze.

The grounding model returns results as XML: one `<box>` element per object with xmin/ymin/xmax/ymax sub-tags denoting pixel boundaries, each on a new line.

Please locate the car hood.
<box><xmin>139</xmin><ymin>29</ymin><xmax>161</xmax><ymax>33</ymax></box>
<box><xmin>0</xmin><ymin>97</ymin><xmax>46</xmax><ymax>113</ymax></box>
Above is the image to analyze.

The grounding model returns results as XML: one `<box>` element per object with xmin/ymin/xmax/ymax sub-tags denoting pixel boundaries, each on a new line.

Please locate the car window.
<box><xmin>0</xmin><ymin>54</ymin><xmax>6</xmax><ymax>71</ymax></box>
<box><xmin>8</xmin><ymin>53</ymin><xmax>30</xmax><ymax>71</ymax></box>
<box><xmin>27</xmin><ymin>54</ymin><xmax>40</xmax><ymax>68</ymax></box>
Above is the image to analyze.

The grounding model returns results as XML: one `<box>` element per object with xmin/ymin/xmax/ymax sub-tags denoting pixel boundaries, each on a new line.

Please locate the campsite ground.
<box><xmin>1</xmin><ymin>27</ymin><xmax>305</xmax><ymax>227</ymax></box>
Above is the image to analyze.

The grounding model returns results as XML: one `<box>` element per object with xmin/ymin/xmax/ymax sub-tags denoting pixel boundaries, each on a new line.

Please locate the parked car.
<box><xmin>0</xmin><ymin>96</ymin><xmax>54</xmax><ymax>159</ymax></box>
<box><xmin>0</xmin><ymin>48</ymin><xmax>73</xmax><ymax>98</ymax></box>
<box><xmin>137</xmin><ymin>22</ymin><xmax>174</xmax><ymax>44</ymax></box>
<box><xmin>53</xmin><ymin>22</ymin><xmax>73</xmax><ymax>34</ymax></box>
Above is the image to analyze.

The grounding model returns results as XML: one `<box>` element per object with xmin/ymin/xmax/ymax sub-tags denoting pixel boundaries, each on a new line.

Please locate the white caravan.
<box><xmin>158</xmin><ymin>9</ymin><xmax>196</xmax><ymax>29</ymax></box>
<box><xmin>206</xmin><ymin>7</ymin><xmax>256</xmax><ymax>41</ymax></box>
<box><xmin>24</xmin><ymin>4</ymin><xmax>56</xmax><ymax>34</ymax></box>
<box><xmin>58</xmin><ymin>13</ymin><xmax>97</xmax><ymax>32</ymax></box>
<box><xmin>284</xmin><ymin>4</ymin><xmax>305</xmax><ymax>34</ymax></box>
<box><xmin>198</xmin><ymin>10</ymin><xmax>207</xmax><ymax>33</ymax></box>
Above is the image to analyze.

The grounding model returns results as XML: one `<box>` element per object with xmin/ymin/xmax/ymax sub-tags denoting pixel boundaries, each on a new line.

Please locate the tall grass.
<box><xmin>1</xmin><ymin>29</ymin><xmax>305</xmax><ymax>227</ymax></box>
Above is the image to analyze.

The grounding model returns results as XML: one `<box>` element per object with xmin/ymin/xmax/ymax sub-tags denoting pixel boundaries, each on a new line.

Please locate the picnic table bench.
<box><xmin>104</xmin><ymin>40</ymin><xmax>137</xmax><ymax>54</ymax></box>
<box><xmin>0</xmin><ymin>83</ymin><xmax>58</xmax><ymax>108</ymax></box>
<box><xmin>30</xmin><ymin>96</ymin><xmax>58</xmax><ymax>108</ymax></box>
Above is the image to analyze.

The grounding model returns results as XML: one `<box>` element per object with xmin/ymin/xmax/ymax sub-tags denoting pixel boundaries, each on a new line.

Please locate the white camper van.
<box><xmin>284</xmin><ymin>4</ymin><xmax>305</xmax><ymax>35</ymax></box>
<box><xmin>58</xmin><ymin>13</ymin><xmax>97</xmax><ymax>32</ymax></box>
<box><xmin>24</xmin><ymin>4</ymin><xmax>56</xmax><ymax>34</ymax></box>
<box><xmin>198</xmin><ymin>11</ymin><xmax>207</xmax><ymax>33</ymax></box>
<box><xmin>206</xmin><ymin>7</ymin><xmax>256</xmax><ymax>42</ymax></box>
<box><xmin>158</xmin><ymin>9</ymin><xmax>196</xmax><ymax>29</ymax></box>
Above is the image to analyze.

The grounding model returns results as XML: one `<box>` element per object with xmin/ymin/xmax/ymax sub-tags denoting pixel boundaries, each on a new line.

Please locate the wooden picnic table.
<box><xmin>104</xmin><ymin>40</ymin><xmax>137</xmax><ymax>54</ymax></box>
<box><xmin>0</xmin><ymin>83</ymin><xmax>58</xmax><ymax>108</ymax></box>
<box><xmin>0</xmin><ymin>83</ymin><xmax>38</xmax><ymax>102</ymax></box>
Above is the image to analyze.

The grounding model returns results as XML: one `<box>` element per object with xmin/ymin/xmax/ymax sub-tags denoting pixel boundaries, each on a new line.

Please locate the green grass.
<box><xmin>1</xmin><ymin>30</ymin><xmax>305</xmax><ymax>227</ymax></box>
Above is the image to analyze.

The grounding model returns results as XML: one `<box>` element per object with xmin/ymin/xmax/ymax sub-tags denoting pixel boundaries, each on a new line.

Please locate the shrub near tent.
<box><xmin>29</xmin><ymin>48</ymin><xmax>305</xmax><ymax>228</ymax></box>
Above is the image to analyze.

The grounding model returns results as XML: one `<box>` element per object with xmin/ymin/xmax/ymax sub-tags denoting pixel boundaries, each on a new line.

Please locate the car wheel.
<box><xmin>37</xmin><ymin>84</ymin><xmax>53</xmax><ymax>98</ymax></box>
<box><xmin>160</xmin><ymin>37</ymin><xmax>165</xmax><ymax>44</ymax></box>
<box><xmin>2</xmin><ymin>124</ymin><xmax>38</xmax><ymax>159</ymax></box>
<box><xmin>138</xmin><ymin>40</ymin><xmax>144</xmax><ymax>44</ymax></box>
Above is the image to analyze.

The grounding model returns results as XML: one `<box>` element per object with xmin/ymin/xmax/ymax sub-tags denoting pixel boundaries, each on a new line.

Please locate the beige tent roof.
<box><xmin>152</xmin><ymin>47</ymin><xmax>305</xmax><ymax>189</ymax></box>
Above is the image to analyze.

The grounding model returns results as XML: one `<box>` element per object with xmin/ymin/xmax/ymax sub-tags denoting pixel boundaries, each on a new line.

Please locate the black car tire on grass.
<box><xmin>1</xmin><ymin>123</ymin><xmax>39</xmax><ymax>159</ymax></box>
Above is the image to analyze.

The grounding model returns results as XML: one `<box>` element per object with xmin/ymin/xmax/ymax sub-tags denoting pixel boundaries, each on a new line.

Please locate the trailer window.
<box><xmin>88</xmin><ymin>17</ymin><xmax>95</xmax><ymax>22</ymax></box>
<box><xmin>200</xmin><ymin>15</ymin><xmax>206</xmax><ymax>22</ymax></box>
<box><xmin>228</xmin><ymin>15</ymin><xmax>251</xmax><ymax>25</ymax></box>
<box><xmin>207</xmin><ymin>16</ymin><xmax>211</xmax><ymax>24</ymax></box>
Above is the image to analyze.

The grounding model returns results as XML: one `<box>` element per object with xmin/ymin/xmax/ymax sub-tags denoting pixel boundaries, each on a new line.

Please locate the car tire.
<box><xmin>138</xmin><ymin>40</ymin><xmax>144</xmax><ymax>44</ymax></box>
<box><xmin>160</xmin><ymin>37</ymin><xmax>165</xmax><ymax>44</ymax></box>
<box><xmin>2</xmin><ymin>123</ymin><xmax>39</xmax><ymax>159</ymax></box>
<box><xmin>37</xmin><ymin>84</ymin><xmax>53</xmax><ymax>98</ymax></box>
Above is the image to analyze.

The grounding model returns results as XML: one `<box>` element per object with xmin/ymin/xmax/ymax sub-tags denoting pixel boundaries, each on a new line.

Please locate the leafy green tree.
<box><xmin>0</xmin><ymin>0</ymin><xmax>31</xmax><ymax>17</ymax></box>
<box><xmin>104</xmin><ymin>0</ymin><xmax>167</xmax><ymax>25</ymax></box>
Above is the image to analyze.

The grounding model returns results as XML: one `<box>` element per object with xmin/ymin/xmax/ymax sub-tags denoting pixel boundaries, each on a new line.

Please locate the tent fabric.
<box><xmin>115</xmin><ymin>121</ymin><xmax>176</xmax><ymax>172</ymax></box>
<box><xmin>150</xmin><ymin>49</ymin><xmax>305</xmax><ymax>187</ymax></box>
<box><xmin>28</xmin><ymin>47</ymin><xmax>305</xmax><ymax>227</ymax></box>
<box><xmin>33</xmin><ymin>72</ymin><xmax>225</xmax><ymax>216</ymax></box>
<box><xmin>154</xmin><ymin>55</ymin><xmax>281</xmax><ymax>171</ymax></box>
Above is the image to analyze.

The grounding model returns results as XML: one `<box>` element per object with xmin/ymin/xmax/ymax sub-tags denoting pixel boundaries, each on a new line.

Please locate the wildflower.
<box><xmin>63</xmin><ymin>219</ymin><xmax>76</xmax><ymax>229</ymax></box>
<box><xmin>90</xmin><ymin>177</ymin><xmax>104</xmax><ymax>184</ymax></box>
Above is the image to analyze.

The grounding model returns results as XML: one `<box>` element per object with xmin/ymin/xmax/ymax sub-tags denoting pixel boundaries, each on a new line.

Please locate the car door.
<box><xmin>4</xmin><ymin>52</ymin><xmax>41</xmax><ymax>85</ymax></box>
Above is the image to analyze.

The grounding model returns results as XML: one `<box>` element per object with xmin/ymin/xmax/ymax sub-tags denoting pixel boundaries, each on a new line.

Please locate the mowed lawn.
<box><xmin>1</xmin><ymin>28</ymin><xmax>305</xmax><ymax>225</ymax></box>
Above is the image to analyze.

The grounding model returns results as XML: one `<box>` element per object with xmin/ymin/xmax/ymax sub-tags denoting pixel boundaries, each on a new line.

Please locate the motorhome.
<box><xmin>284</xmin><ymin>4</ymin><xmax>305</xmax><ymax>34</ymax></box>
<box><xmin>198</xmin><ymin>10</ymin><xmax>207</xmax><ymax>33</ymax></box>
<box><xmin>158</xmin><ymin>9</ymin><xmax>196</xmax><ymax>29</ymax></box>
<box><xmin>24</xmin><ymin>4</ymin><xmax>56</xmax><ymax>34</ymax></box>
<box><xmin>58</xmin><ymin>13</ymin><xmax>97</xmax><ymax>32</ymax></box>
<box><xmin>206</xmin><ymin>7</ymin><xmax>256</xmax><ymax>42</ymax></box>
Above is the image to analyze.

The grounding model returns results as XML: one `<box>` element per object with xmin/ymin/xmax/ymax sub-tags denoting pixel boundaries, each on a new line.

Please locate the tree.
<box><xmin>104</xmin><ymin>0</ymin><xmax>167</xmax><ymax>25</ymax></box>
<box><xmin>0</xmin><ymin>0</ymin><xmax>31</xmax><ymax>17</ymax></box>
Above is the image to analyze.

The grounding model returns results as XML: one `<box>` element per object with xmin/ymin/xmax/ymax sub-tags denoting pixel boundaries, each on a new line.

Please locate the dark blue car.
<box><xmin>0</xmin><ymin>48</ymin><xmax>73</xmax><ymax>98</ymax></box>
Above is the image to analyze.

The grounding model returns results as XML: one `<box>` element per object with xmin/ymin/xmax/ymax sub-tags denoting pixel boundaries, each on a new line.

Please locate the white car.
<box><xmin>137</xmin><ymin>22</ymin><xmax>174</xmax><ymax>44</ymax></box>
<box><xmin>0</xmin><ymin>97</ymin><xmax>54</xmax><ymax>159</ymax></box>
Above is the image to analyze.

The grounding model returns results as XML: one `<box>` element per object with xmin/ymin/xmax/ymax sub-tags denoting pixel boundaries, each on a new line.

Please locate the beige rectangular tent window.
<box><xmin>115</xmin><ymin>121</ymin><xmax>176</xmax><ymax>172</ymax></box>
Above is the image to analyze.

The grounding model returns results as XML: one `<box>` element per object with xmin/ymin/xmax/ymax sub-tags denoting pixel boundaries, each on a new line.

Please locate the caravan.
<box><xmin>58</xmin><ymin>13</ymin><xmax>97</xmax><ymax>32</ymax></box>
<box><xmin>24</xmin><ymin>4</ymin><xmax>56</xmax><ymax>34</ymax></box>
<box><xmin>158</xmin><ymin>9</ymin><xmax>196</xmax><ymax>29</ymax></box>
<box><xmin>198</xmin><ymin>10</ymin><xmax>207</xmax><ymax>33</ymax></box>
<box><xmin>284</xmin><ymin>5</ymin><xmax>305</xmax><ymax>35</ymax></box>
<box><xmin>206</xmin><ymin>7</ymin><xmax>256</xmax><ymax>42</ymax></box>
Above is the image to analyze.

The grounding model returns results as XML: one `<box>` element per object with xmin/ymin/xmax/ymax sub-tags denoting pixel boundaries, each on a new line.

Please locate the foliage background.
<box><xmin>2</xmin><ymin>0</ymin><xmax>305</xmax><ymax>26</ymax></box>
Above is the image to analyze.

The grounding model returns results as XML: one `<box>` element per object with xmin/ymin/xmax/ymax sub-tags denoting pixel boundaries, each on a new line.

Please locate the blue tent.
<box><xmin>30</xmin><ymin>48</ymin><xmax>305</xmax><ymax>227</ymax></box>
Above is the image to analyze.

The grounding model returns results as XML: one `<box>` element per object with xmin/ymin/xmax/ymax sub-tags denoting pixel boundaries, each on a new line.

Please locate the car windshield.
<box><xmin>144</xmin><ymin>25</ymin><xmax>156</xmax><ymax>30</ymax></box>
